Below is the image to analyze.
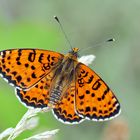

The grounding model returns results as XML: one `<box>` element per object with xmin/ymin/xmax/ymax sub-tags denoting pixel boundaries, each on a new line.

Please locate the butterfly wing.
<box><xmin>52</xmin><ymin>84</ymin><xmax>84</xmax><ymax>124</ymax></box>
<box><xmin>16</xmin><ymin>71</ymin><xmax>54</xmax><ymax>108</ymax></box>
<box><xmin>75</xmin><ymin>63</ymin><xmax>121</xmax><ymax>121</ymax></box>
<box><xmin>0</xmin><ymin>49</ymin><xmax>63</xmax><ymax>89</ymax></box>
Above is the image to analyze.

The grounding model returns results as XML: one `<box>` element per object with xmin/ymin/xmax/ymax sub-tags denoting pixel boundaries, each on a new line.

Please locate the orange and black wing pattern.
<box><xmin>0</xmin><ymin>49</ymin><xmax>63</xmax><ymax>89</ymax></box>
<box><xmin>53</xmin><ymin>84</ymin><xmax>84</xmax><ymax>124</ymax></box>
<box><xmin>16</xmin><ymin>72</ymin><xmax>54</xmax><ymax>108</ymax></box>
<box><xmin>75</xmin><ymin>63</ymin><xmax>121</xmax><ymax>121</ymax></box>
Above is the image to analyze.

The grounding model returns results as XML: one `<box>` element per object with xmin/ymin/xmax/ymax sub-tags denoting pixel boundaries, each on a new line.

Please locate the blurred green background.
<box><xmin>0</xmin><ymin>0</ymin><xmax>139</xmax><ymax>140</ymax></box>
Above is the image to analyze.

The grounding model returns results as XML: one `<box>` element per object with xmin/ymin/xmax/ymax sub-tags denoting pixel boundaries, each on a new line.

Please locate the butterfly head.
<box><xmin>68</xmin><ymin>47</ymin><xmax>79</xmax><ymax>58</ymax></box>
<box><xmin>72</xmin><ymin>47</ymin><xmax>79</xmax><ymax>53</ymax></box>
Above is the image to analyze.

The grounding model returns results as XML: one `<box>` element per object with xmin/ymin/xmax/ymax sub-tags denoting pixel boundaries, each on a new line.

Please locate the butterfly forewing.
<box><xmin>0</xmin><ymin>49</ymin><xmax>64</xmax><ymax>89</ymax></box>
<box><xmin>75</xmin><ymin>63</ymin><xmax>121</xmax><ymax>121</ymax></box>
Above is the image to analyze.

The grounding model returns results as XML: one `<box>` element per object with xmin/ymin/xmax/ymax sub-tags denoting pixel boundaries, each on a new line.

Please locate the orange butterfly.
<box><xmin>0</xmin><ymin>47</ymin><xmax>121</xmax><ymax>124</ymax></box>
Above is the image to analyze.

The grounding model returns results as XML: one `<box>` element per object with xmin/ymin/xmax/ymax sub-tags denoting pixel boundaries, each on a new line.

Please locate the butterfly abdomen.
<box><xmin>49</xmin><ymin>85</ymin><xmax>62</xmax><ymax>104</ymax></box>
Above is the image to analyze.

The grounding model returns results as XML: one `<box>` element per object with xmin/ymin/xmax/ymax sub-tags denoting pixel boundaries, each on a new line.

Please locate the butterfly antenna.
<box><xmin>54</xmin><ymin>16</ymin><xmax>73</xmax><ymax>50</ymax></box>
<box><xmin>80</xmin><ymin>38</ymin><xmax>115</xmax><ymax>53</ymax></box>
<box><xmin>106</xmin><ymin>38</ymin><xmax>115</xmax><ymax>42</ymax></box>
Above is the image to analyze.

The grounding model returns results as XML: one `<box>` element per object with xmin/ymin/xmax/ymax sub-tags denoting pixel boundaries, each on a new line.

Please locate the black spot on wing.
<box><xmin>28</xmin><ymin>50</ymin><xmax>36</xmax><ymax>62</ymax></box>
<box><xmin>92</xmin><ymin>79</ymin><xmax>101</xmax><ymax>90</ymax></box>
<box><xmin>16</xmin><ymin>75</ymin><xmax>22</xmax><ymax>83</ymax></box>
<box><xmin>38</xmin><ymin>53</ymin><xmax>44</xmax><ymax>63</ymax></box>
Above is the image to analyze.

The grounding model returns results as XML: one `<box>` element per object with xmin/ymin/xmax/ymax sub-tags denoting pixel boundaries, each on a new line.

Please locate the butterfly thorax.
<box><xmin>48</xmin><ymin>50</ymin><xmax>78</xmax><ymax>107</ymax></box>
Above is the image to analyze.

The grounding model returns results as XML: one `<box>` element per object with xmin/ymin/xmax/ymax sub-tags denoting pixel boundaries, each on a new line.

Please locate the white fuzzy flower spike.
<box><xmin>78</xmin><ymin>55</ymin><xmax>96</xmax><ymax>66</ymax></box>
<box><xmin>7</xmin><ymin>109</ymin><xmax>41</xmax><ymax>140</ymax></box>
<box><xmin>0</xmin><ymin>128</ymin><xmax>14</xmax><ymax>140</ymax></box>
<box><xmin>24</xmin><ymin>129</ymin><xmax>59</xmax><ymax>140</ymax></box>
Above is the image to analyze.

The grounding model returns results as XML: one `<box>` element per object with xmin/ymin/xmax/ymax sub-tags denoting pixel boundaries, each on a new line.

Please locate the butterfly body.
<box><xmin>48</xmin><ymin>50</ymin><xmax>78</xmax><ymax>106</ymax></box>
<box><xmin>0</xmin><ymin>48</ymin><xmax>121</xmax><ymax>124</ymax></box>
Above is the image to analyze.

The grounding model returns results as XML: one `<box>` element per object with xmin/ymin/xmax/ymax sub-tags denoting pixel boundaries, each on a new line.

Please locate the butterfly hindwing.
<box><xmin>0</xmin><ymin>49</ymin><xmax>64</xmax><ymax>89</ymax></box>
<box><xmin>75</xmin><ymin>63</ymin><xmax>121</xmax><ymax>121</ymax></box>
<box><xmin>52</xmin><ymin>84</ymin><xmax>84</xmax><ymax>124</ymax></box>
<box><xmin>16</xmin><ymin>72</ymin><xmax>55</xmax><ymax>108</ymax></box>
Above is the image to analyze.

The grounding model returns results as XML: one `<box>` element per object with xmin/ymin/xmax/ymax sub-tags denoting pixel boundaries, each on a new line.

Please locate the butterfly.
<box><xmin>0</xmin><ymin>48</ymin><xmax>121</xmax><ymax>124</ymax></box>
